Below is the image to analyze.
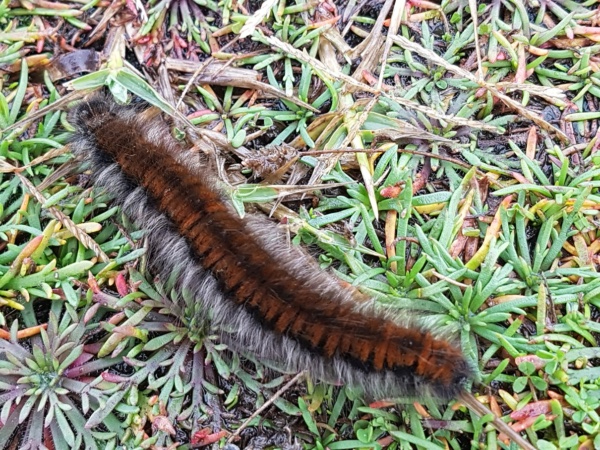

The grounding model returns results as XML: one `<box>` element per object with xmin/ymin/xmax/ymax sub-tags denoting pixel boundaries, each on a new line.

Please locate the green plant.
<box><xmin>0</xmin><ymin>302</ymin><xmax>125</xmax><ymax>449</ymax></box>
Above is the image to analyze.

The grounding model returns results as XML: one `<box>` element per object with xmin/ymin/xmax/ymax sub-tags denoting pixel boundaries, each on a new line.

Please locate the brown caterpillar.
<box><xmin>67</xmin><ymin>91</ymin><xmax>540</xmax><ymax>450</ymax></box>
<box><xmin>68</xmin><ymin>92</ymin><xmax>473</xmax><ymax>400</ymax></box>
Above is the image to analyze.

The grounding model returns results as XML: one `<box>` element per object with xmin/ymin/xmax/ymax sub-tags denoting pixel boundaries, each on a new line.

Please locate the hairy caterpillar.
<box><xmin>68</xmin><ymin>93</ymin><xmax>539</xmax><ymax>449</ymax></box>
<box><xmin>69</xmin><ymin>92</ymin><xmax>472</xmax><ymax>401</ymax></box>
<box><xmin>69</xmin><ymin>94</ymin><xmax>533</xmax><ymax>449</ymax></box>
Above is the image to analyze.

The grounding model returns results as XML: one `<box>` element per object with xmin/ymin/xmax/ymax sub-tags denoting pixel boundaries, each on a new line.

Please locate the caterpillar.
<box><xmin>68</xmin><ymin>93</ymin><xmax>533</xmax><ymax>449</ymax></box>
<box><xmin>68</xmin><ymin>93</ymin><xmax>539</xmax><ymax>450</ymax></box>
<box><xmin>69</xmin><ymin>92</ymin><xmax>472</xmax><ymax>401</ymax></box>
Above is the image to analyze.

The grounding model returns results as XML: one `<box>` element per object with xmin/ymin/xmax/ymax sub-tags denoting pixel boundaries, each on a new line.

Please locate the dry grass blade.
<box><xmin>349</xmin><ymin>0</ymin><xmax>395</xmax><ymax>62</ymax></box>
<box><xmin>345</xmin><ymin>96</ymin><xmax>380</xmax><ymax>219</ymax></box>
<box><xmin>385</xmin><ymin>91</ymin><xmax>500</xmax><ymax>132</ymax></box>
<box><xmin>376</xmin><ymin>0</ymin><xmax>405</xmax><ymax>89</ymax></box>
<box><xmin>468</xmin><ymin>0</ymin><xmax>484</xmax><ymax>78</ymax></box>
<box><xmin>0</xmin><ymin>158</ymin><xmax>19</xmax><ymax>173</ymax></box>
<box><xmin>87</xmin><ymin>1</ymin><xmax>123</xmax><ymax>40</ymax></box>
<box><xmin>351</xmin><ymin>0</ymin><xmax>395</xmax><ymax>81</ymax></box>
<box><xmin>0</xmin><ymin>90</ymin><xmax>89</xmax><ymax>135</ymax></box>
<box><xmin>459</xmin><ymin>392</ymin><xmax>536</xmax><ymax>450</ymax></box>
<box><xmin>387</xmin><ymin>34</ymin><xmax>474</xmax><ymax>82</ymax></box>
<box><xmin>175</xmin><ymin>57</ymin><xmax>222</xmax><ymax>110</ymax></box>
<box><xmin>265</xmin><ymin>34</ymin><xmax>380</xmax><ymax>95</ymax></box>
<box><xmin>496</xmin><ymin>82</ymin><xmax>567</xmax><ymax>106</ymax></box>
<box><xmin>226</xmin><ymin>371</ymin><xmax>306</xmax><ymax>445</ymax></box>
<box><xmin>19</xmin><ymin>146</ymin><xmax>70</xmax><ymax>173</ymax></box>
<box><xmin>321</xmin><ymin>26</ymin><xmax>352</xmax><ymax>61</ymax></box>
<box><xmin>239</xmin><ymin>0</ymin><xmax>279</xmax><ymax>39</ymax></box>
<box><xmin>371</xmin><ymin>125</ymin><xmax>454</xmax><ymax>144</ymax></box>
<box><xmin>16</xmin><ymin>172</ymin><xmax>110</xmax><ymax>263</ymax></box>
<box><xmin>486</xmin><ymin>84</ymin><xmax>570</xmax><ymax>143</ymax></box>
<box><xmin>166</xmin><ymin>57</ymin><xmax>318</xmax><ymax>113</ymax></box>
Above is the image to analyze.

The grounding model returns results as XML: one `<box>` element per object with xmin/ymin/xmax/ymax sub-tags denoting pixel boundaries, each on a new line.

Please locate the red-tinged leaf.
<box><xmin>412</xmin><ymin>159</ymin><xmax>431</xmax><ymax>193</ymax></box>
<box><xmin>108</xmin><ymin>312</ymin><xmax>126</xmax><ymax>325</ymax></box>
<box><xmin>572</xmin><ymin>26</ymin><xmax>600</xmax><ymax>35</ymax></box>
<box><xmin>369</xmin><ymin>400</ymin><xmax>396</xmax><ymax>409</ymax></box>
<box><xmin>122</xmin><ymin>356</ymin><xmax>146</xmax><ymax>367</ymax></box>
<box><xmin>192</xmin><ymin>429</ymin><xmax>228</xmax><ymax>446</ymax></box>
<box><xmin>192</xmin><ymin>429</ymin><xmax>210</xmax><ymax>442</ymax></box>
<box><xmin>83</xmin><ymin>302</ymin><xmax>101</xmax><ymax>324</ymax></box>
<box><xmin>101</xmin><ymin>371</ymin><xmax>130</xmax><ymax>383</ymax></box>
<box><xmin>515</xmin><ymin>44</ymin><xmax>528</xmax><ymax>83</ymax></box>
<box><xmin>548</xmin><ymin>155</ymin><xmax>562</xmax><ymax>168</ymax></box>
<box><xmin>578</xmin><ymin>439</ymin><xmax>596</xmax><ymax>450</ymax></box>
<box><xmin>362</xmin><ymin>70</ymin><xmax>380</xmax><ymax>86</ymax></box>
<box><xmin>380</xmin><ymin>184</ymin><xmax>402</xmax><ymax>198</ymax></box>
<box><xmin>125</xmin><ymin>0</ymin><xmax>137</xmax><ymax>14</ymax></box>
<box><xmin>547</xmin><ymin>390</ymin><xmax>564</xmax><ymax>400</ymax></box>
<box><xmin>511</xmin><ymin>171</ymin><xmax>530</xmax><ymax>184</ymax></box>
<box><xmin>510</xmin><ymin>414</ymin><xmax>554</xmax><ymax>434</ymax></box>
<box><xmin>69</xmin><ymin>352</ymin><xmax>94</xmax><ymax>369</ymax></box>
<box><xmin>413</xmin><ymin>402</ymin><xmax>431</xmax><ymax>418</ymax></box>
<box><xmin>490</xmin><ymin>394</ymin><xmax>502</xmax><ymax>418</ymax></box>
<box><xmin>511</xmin><ymin>400</ymin><xmax>552</xmax><ymax>421</ymax></box>
<box><xmin>0</xmin><ymin>323</ymin><xmax>48</xmax><ymax>340</ymax></box>
<box><xmin>377</xmin><ymin>435</ymin><xmax>395</xmax><ymax>447</ymax></box>
<box><xmin>187</xmin><ymin>109</ymin><xmax>215</xmax><ymax>119</ymax></box>
<box><xmin>87</xmin><ymin>272</ymin><xmax>101</xmax><ymax>294</ymax></box>
<box><xmin>116</xmin><ymin>272</ymin><xmax>129</xmax><ymax>296</ymax></box>
<box><xmin>565</xmin><ymin>27</ymin><xmax>574</xmax><ymax>39</ymax></box>
<box><xmin>44</xmin><ymin>424</ymin><xmax>55</xmax><ymax>450</ymax></box>
<box><xmin>83</xmin><ymin>342</ymin><xmax>103</xmax><ymax>354</ymax></box>
<box><xmin>528</xmin><ymin>46</ymin><xmax>549</xmax><ymax>56</ymax></box>
<box><xmin>515</xmin><ymin>355</ymin><xmax>546</xmax><ymax>371</ymax></box>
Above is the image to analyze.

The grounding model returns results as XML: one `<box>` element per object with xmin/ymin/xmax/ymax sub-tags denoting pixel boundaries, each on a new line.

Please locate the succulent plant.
<box><xmin>0</xmin><ymin>301</ymin><xmax>126</xmax><ymax>450</ymax></box>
